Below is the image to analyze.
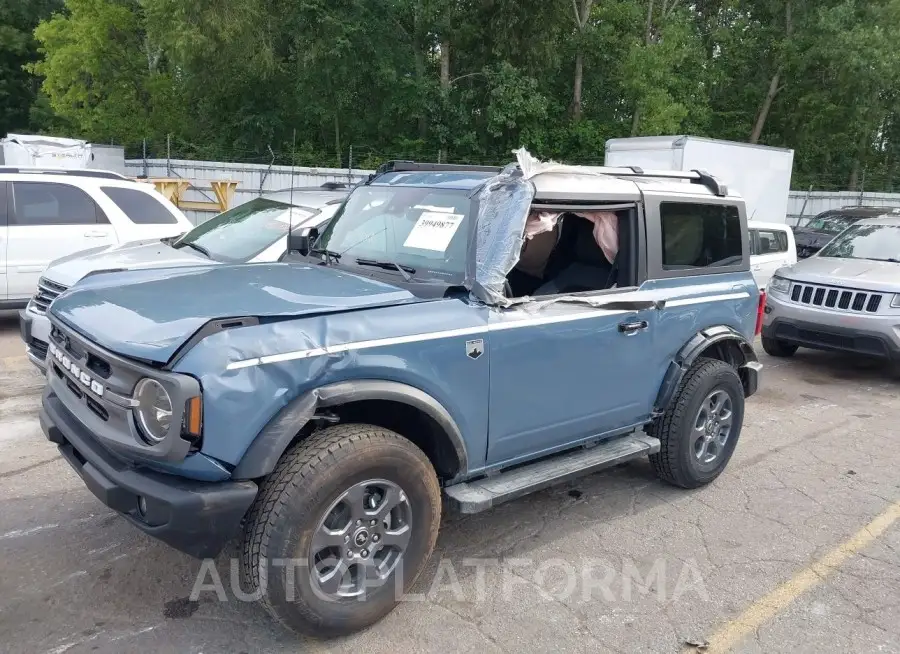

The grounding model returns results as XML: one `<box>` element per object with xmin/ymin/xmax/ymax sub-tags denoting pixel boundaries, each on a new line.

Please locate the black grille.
<box><xmin>789</xmin><ymin>282</ymin><xmax>883</xmax><ymax>313</ymax></box>
<box><xmin>31</xmin><ymin>278</ymin><xmax>69</xmax><ymax>314</ymax></box>
<box><xmin>28</xmin><ymin>338</ymin><xmax>49</xmax><ymax>361</ymax></box>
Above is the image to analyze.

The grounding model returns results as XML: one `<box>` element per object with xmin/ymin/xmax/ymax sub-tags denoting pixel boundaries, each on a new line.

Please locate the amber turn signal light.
<box><xmin>183</xmin><ymin>396</ymin><xmax>203</xmax><ymax>439</ymax></box>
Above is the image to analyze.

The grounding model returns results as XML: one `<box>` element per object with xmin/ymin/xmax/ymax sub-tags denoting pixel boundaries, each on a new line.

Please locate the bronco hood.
<box><xmin>49</xmin><ymin>263</ymin><xmax>418</xmax><ymax>363</ymax></box>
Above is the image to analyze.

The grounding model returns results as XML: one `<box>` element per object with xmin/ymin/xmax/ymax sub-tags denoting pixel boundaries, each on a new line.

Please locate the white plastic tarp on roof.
<box><xmin>1</xmin><ymin>134</ymin><xmax>91</xmax><ymax>169</ymax></box>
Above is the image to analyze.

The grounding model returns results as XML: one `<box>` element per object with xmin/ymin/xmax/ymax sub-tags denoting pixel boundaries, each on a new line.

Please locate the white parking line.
<box><xmin>0</xmin><ymin>515</ymin><xmax>99</xmax><ymax>540</ymax></box>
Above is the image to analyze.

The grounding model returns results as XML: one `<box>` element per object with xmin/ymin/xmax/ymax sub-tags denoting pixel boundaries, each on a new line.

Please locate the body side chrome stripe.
<box><xmin>226</xmin><ymin>291</ymin><xmax>751</xmax><ymax>370</ymax></box>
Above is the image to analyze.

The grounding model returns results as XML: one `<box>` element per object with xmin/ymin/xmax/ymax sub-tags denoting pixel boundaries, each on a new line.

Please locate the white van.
<box><xmin>748</xmin><ymin>219</ymin><xmax>796</xmax><ymax>289</ymax></box>
<box><xmin>0</xmin><ymin>167</ymin><xmax>192</xmax><ymax>308</ymax></box>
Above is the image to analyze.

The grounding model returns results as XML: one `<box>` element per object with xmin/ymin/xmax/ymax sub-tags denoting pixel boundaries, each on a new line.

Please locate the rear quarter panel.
<box><xmin>641</xmin><ymin>272</ymin><xmax>759</xmax><ymax>388</ymax></box>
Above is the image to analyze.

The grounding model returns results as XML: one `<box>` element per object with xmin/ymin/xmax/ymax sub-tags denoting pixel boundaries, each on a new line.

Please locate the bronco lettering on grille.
<box><xmin>48</xmin><ymin>342</ymin><xmax>105</xmax><ymax>397</ymax></box>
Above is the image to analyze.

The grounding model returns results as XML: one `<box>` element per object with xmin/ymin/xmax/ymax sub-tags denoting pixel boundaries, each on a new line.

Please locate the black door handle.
<box><xmin>618</xmin><ymin>320</ymin><xmax>649</xmax><ymax>334</ymax></box>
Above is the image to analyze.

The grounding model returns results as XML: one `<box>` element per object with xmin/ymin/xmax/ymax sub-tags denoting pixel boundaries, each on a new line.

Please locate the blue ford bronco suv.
<box><xmin>39</xmin><ymin>151</ymin><xmax>762</xmax><ymax>636</ymax></box>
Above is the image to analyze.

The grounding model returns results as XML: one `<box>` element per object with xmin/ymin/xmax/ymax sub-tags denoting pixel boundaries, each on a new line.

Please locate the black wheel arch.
<box><xmin>232</xmin><ymin>380</ymin><xmax>468</xmax><ymax>482</ymax></box>
<box><xmin>654</xmin><ymin>325</ymin><xmax>761</xmax><ymax>415</ymax></box>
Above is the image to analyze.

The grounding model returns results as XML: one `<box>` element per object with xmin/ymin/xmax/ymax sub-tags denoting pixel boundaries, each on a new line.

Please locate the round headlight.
<box><xmin>134</xmin><ymin>378</ymin><xmax>173</xmax><ymax>444</ymax></box>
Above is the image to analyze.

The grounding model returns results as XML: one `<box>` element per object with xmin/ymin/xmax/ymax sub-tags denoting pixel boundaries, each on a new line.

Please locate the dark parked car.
<box><xmin>793</xmin><ymin>206</ymin><xmax>900</xmax><ymax>258</ymax></box>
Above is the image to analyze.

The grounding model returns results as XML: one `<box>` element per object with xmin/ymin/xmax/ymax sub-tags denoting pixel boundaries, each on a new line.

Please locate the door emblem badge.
<box><xmin>465</xmin><ymin>339</ymin><xmax>484</xmax><ymax>360</ymax></box>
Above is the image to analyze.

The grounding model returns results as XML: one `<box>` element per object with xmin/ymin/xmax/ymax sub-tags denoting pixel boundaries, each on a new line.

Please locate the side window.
<box><xmin>10</xmin><ymin>182</ymin><xmax>107</xmax><ymax>226</ymax></box>
<box><xmin>748</xmin><ymin>229</ymin><xmax>758</xmax><ymax>256</ymax></box>
<box><xmin>0</xmin><ymin>182</ymin><xmax>7</xmax><ymax>226</ymax></box>
<box><xmin>775</xmin><ymin>229</ymin><xmax>789</xmax><ymax>252</ymax></box>
<box><xmin>756</xmin><ymin>229</ymin><xmax>788</xmax><ymax>255</ymax></box>
<box><xmin>101</xmin><ymin>186</ymin><xmax>178</xmax><ymax>224</ymax></box>
<box><xmin>660</xmin><ymin>202</ymin><xmax>742</xmax><ymax>270</ymax></box>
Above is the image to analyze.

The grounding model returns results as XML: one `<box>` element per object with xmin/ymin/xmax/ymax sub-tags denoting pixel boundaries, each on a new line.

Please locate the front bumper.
<box><xmin>41</xmin><ymin>389</ymin><xmax>257</xmax><ymax>559</ymax></box>
<box><xmin>762</xmin><ymin>318</ymin><xmax>900</xmax><ymax>360</ymax></box>
<box><xmin>763</xmin><ymin>291</ymin><xmax>900</xmax><ymax>360</ymax></box>
<box><xmin>19</xmin><ymin>307</ymin><xmax>50</xmax><ymax>371</ymax></box>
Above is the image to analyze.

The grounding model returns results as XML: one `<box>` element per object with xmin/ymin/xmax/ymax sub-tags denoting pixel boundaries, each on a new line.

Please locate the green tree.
<box><xmin>0</xmin><ymin>0</ymin><xmax>61</xmax><ymax>135</ymax></box>
<box><xmin>30</xmin><ymin>0</ymin><xmax>184</xmax><ymax>146</ymax></box>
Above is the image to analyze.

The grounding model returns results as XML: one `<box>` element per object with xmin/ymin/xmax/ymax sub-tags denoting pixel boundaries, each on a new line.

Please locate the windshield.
<box><xmin>801</xmin><ymin>214</ymin><xmax>858</xmax><ymax>234</ymax></box>
<box><xmin>315</xmin><ymin>185</ymin><xmax>474</xmax><ymax>282</ymax></box>
<box><xmin>818</xmin><ymin>224</ymin><xmax>900</xmax><ymax>261</ymax></box>
<box><xmin>173</xmin><ymin>198</ymin><xmax>315</xmax><ymax>263</ymax></box>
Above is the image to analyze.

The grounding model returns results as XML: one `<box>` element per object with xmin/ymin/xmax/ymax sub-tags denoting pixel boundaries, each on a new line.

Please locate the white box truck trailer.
<box><xmin>0</xmin><ymin>134</ymin><xmax>126</xmax><ymax>174</ymax></box>
<box><xmin>605</xmin><ymin>135</ymin><xmax>794</xmax><ymax>223</ymax></box>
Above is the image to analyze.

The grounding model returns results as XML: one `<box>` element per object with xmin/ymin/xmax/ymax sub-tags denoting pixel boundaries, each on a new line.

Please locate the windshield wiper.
<box><xmin>310</xmin><ymin>248</ymin><xmax>342</xmax><ymax>264</ymax></box>
<box><xmin>176</xmin><ymin>241</ymin><xmax>211</xmax><ymax>258</ymax></box>
<box><xmin>869</xmin><ymin>257</ymin><xmax>900</xmax><ymax>263</ymax></box>
<box><xmin>355</xmin><ymin>258</ymin><xmax>415</xmax><ymax>282</ymax></box>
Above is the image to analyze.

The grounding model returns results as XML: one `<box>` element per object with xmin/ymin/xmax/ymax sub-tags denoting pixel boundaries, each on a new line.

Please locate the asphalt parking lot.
<box><xmin>0</xmin><ymin>313</ymin><xmax>898</xmax><ymax>654</ymax></box>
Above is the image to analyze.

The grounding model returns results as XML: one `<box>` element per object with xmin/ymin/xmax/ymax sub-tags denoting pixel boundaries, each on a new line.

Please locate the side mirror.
<box><xmin>288</xmin><ymin>227</ymin><xmax>319</xmax><ymax>256</ymax></box>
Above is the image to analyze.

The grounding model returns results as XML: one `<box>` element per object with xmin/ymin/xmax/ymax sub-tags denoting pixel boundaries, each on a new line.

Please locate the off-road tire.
<box><xmin>761</xmin><ymin>336</ymin><xmax>799</xmax><ymax>358</ymax></box>
<box><xmin>648</xmin><ymin>357</ymin><xmax>744</xmax><ymax>489</ymax></box>
<box><xmin>240</xmin><ymin>424</ymin><xmax>441</xmax><ymax>637</ymax></box>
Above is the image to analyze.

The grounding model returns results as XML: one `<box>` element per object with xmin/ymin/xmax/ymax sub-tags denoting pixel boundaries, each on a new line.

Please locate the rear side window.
<box><xmin>660</xmin><ymin>202</ymin><xmax>742</xmax><ymax>269</ymax></box>
<box><xmin>10</xmin><ymin>182</ymin><xmax>107</xmax><ymax>226</ymax></box>
<box><xmin>101</xmin><ymin>186</ymin><xmax>178</xmax><ymax>224</ymax></box>
<box><xmin>0</xmin><ymin>182</ymin><xmax>7</xmax><ymax>226</ymax></box>
<box><xmin>753</xmin><ymin>229</ymin><xmax>788</xmax><ymax>254</ymax></box>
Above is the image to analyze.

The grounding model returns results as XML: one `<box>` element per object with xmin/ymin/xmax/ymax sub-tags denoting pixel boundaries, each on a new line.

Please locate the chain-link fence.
<box><xmin>119</xmin><ymin>134</ymin><xmax>900</xmax><ymax>226</ymax></box>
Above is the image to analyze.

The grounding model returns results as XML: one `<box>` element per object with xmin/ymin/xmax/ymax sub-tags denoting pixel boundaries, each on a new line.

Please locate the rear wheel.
<box><xmin>761</xmin><ymin>336</ymin><xmax>799</xmax><ymax>358</ymax></box>
<box><xmin>241</xmin><ymin>424</ymin><xmax>441</xmax><ymax>637</ymax></box>
<box><xmin>649</xmin><ymin>358</ymin><xmax>745</xmax><ymax>488</ymax></box>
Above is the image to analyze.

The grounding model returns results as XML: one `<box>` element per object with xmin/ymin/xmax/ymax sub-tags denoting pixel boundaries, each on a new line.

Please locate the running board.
<box><xmin>444</xmin><ymin>433</ymin><xmax>660</xmax><ymax>514</ymax></box>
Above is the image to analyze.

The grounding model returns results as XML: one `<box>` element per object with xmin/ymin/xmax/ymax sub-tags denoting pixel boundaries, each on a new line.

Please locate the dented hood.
<box><xmin>49</xmin><ymin>263</ymin><xmax>418</xmax><ymax>363</ymax></box>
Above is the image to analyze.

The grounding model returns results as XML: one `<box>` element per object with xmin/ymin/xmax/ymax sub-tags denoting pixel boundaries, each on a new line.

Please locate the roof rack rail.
<box><xmin>374</xmin><ymin>160</ymin><xmax>503</xmax><ymax>175</ymax></box>
<box><xmin>575</xmin><ymin>165</ymin><xmax>728</xmax><ymax>197</ymax></box>
<box><xmin>0</xmin><ymin>166</ymin><xmax>128</xmax><ymax>181</ymax></box>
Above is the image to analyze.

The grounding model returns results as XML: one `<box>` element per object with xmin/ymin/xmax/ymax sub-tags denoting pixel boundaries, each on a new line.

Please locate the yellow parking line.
<box><xmin>699</xmin><ymin>499</ymin><xmax>900</xmax><ymax>653</ymax></box>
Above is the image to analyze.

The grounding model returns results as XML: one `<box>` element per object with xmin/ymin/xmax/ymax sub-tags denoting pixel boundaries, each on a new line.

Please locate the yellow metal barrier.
<box><xmin>140</xmin><ymin>178</ymin><xmax>239</xmax><ymax>213</ymax></box>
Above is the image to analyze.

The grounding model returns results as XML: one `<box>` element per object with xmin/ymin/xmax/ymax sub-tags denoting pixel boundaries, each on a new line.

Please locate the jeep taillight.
<box><xmin>755</xmin><ymin>290</ymin><xmax>766</xmax><ymax>336</ymax></box>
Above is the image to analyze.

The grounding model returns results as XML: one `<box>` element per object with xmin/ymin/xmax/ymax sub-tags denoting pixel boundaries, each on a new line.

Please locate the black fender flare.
<box><xmin>654</xmin><ymin>325</ymin><xmax>760</xmax><ymax>414</ymax></box>
<box><xmin>232</xmin><ymin>380</ymin><xmax>468</xmax><ymax>480</ymax></box>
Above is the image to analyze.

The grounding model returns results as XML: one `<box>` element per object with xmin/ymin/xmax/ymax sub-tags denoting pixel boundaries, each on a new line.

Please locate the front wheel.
<box><xmin>241</xmin><ymin>424</ymin><xmax>441</xmax><ymax>636</ymax></box>
<box><xmin>649</xmin><ymin>358</ymin><xmax>745</xmax><ymax>489</ymax></box>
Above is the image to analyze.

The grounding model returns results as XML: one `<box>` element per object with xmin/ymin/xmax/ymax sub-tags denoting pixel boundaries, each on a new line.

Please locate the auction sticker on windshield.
<box><xmin>403</xmin><ymin>212</ymin><xmax>464</xmax><ymax>251</ymax></box>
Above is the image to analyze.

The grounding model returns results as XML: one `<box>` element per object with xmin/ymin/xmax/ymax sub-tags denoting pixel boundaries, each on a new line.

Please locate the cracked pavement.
<box><xmin>1</xmin><ymin>315</ymin><xmax>898</xmax><ymax>653</ymax></box>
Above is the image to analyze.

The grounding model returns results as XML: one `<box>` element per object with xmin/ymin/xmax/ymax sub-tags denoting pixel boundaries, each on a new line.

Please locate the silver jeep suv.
<box><xmin>761</xmin><ymin>215</ymin><xmax>900</xmax><ymax>360</ymax></box>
